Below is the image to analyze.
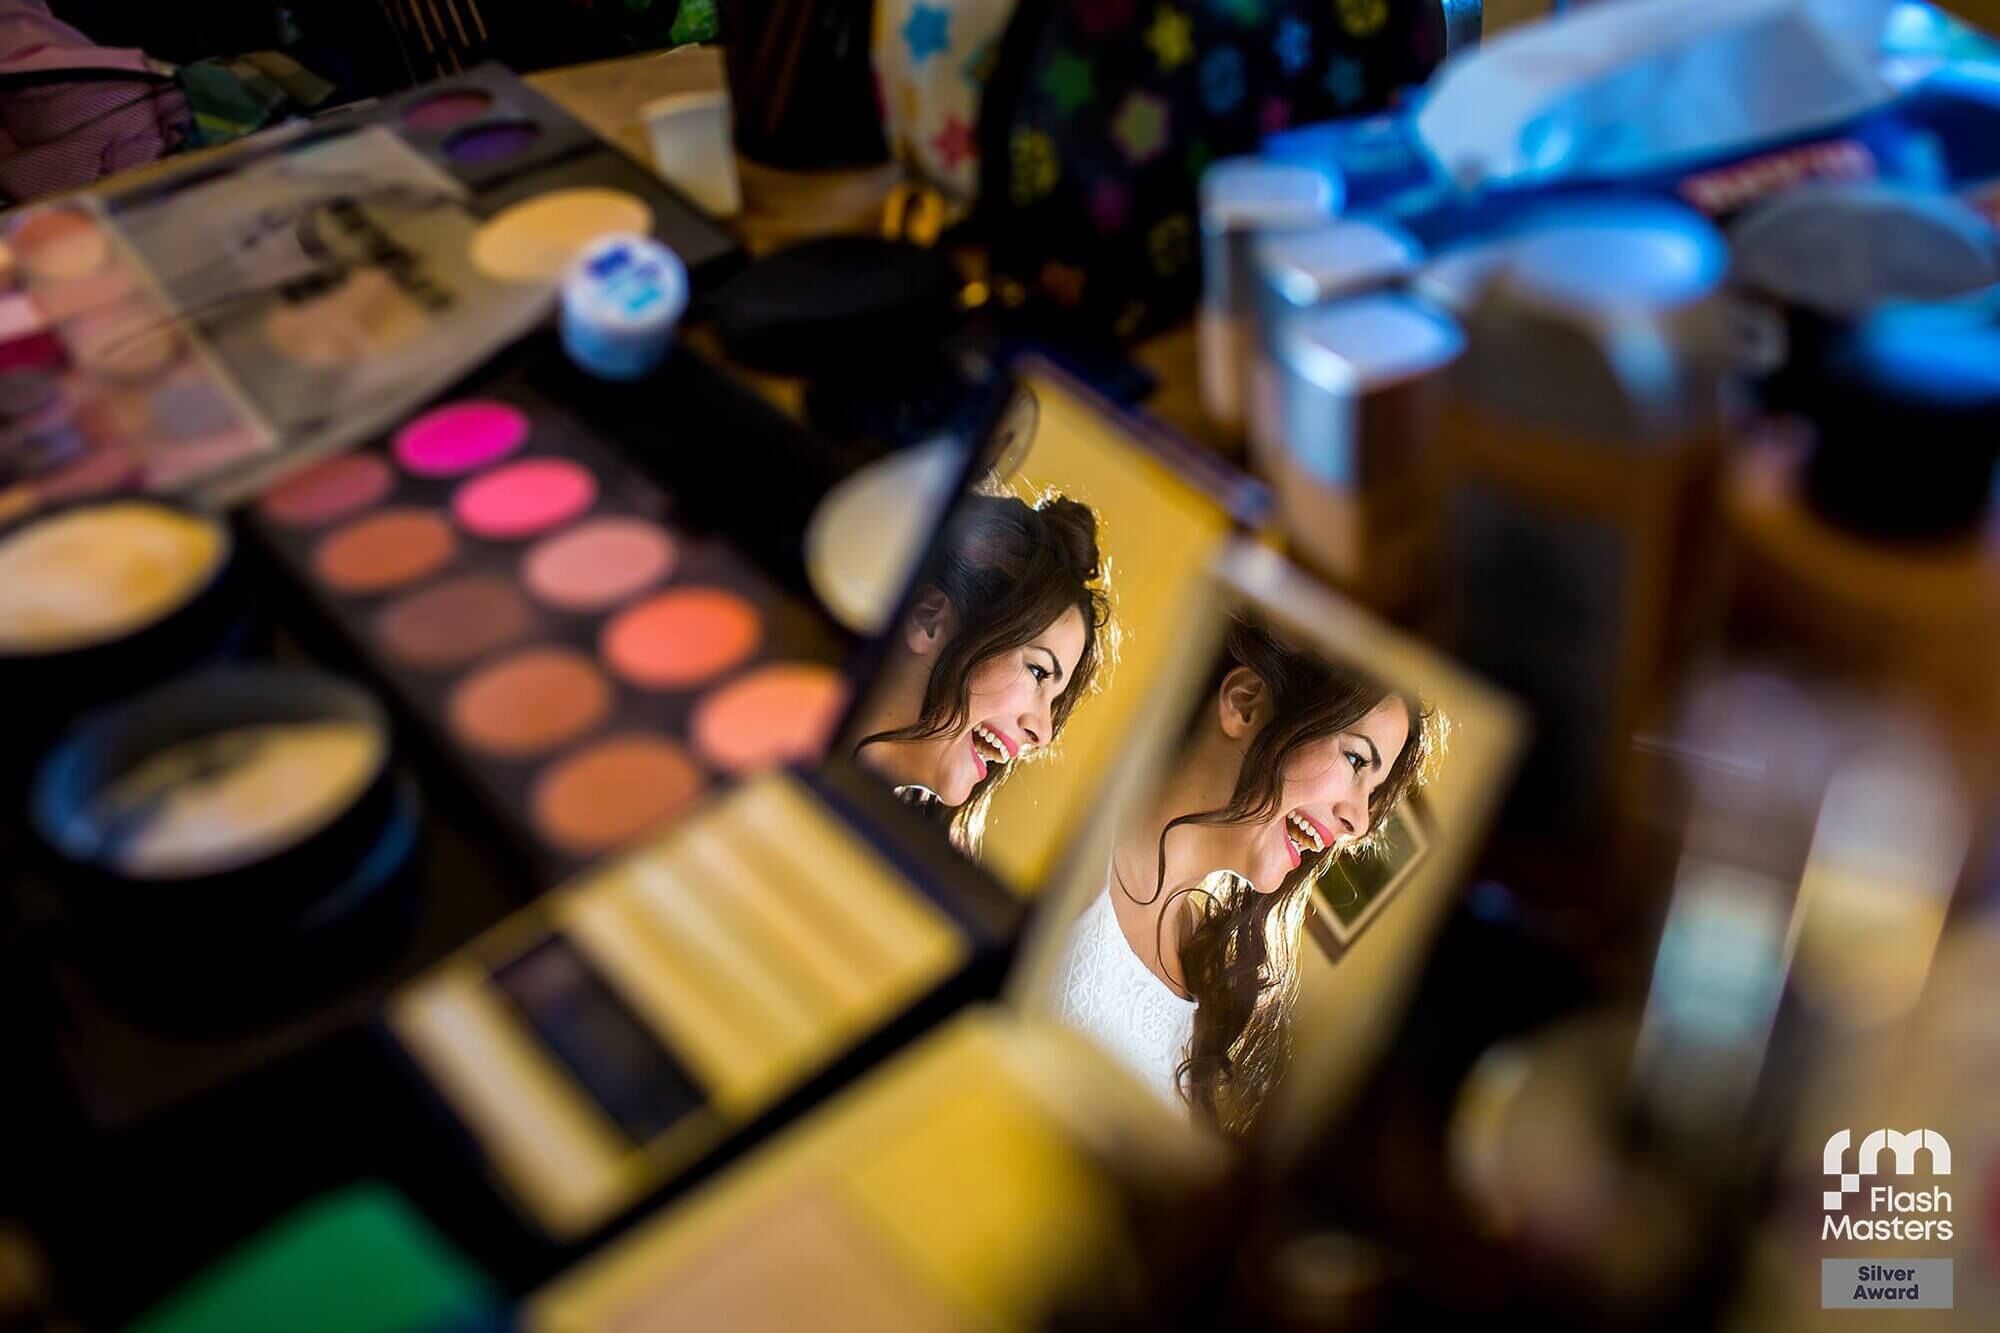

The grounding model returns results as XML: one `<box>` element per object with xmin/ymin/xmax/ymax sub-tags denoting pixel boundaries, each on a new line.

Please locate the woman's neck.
<box><xmin>1107</xmin><ymin>732</ymin><xmax>1246</xmax><ymax>1000</ymax></box>
<box><xmin>1107</xmin><ymin>795</ymin><xmax>1206</xmax><ymax>1001</ymax></box>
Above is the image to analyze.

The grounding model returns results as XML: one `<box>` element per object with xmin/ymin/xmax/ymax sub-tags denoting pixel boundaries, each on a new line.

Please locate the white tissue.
<box><xmin>1415</xmin><ymin>0</ymin><xmax>1902</xmax><ymax>190</ymax></box>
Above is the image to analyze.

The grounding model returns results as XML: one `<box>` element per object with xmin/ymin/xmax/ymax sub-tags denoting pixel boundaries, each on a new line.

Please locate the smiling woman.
<box><xmin>846</xmin><ymin>490</ymin><xmax>1113</xmax><ymax>856</ymax></box>
<box><xmin>1047</xmin><ymin>613</ymin><xmax>1438</xmax><ymax>1133</ymax></box>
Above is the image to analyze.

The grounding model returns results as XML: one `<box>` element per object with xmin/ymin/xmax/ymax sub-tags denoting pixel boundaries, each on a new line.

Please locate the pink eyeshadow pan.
<box><xmin>260</xmin><ymin>452</ymin><xmax>394</xmax><ymax>527</ymax></box>
<box><xmin>692</xmin><ymin>663</ymin><xmax>849</xmax><ymax>775</ymax></box>
<box><xmin>452</xmin><ymin>457</ymin><xmax>597</xmax><ymax>540</ymax></box>
<box><xmin>522</xmin><ymin>516</ymin><xmax>675</xmax><ymax>611</ymax></box>
<box><xmin>403</xmin><ymin>88</ymin><xmax>494</xmax><ymax>132</ymax></box>
<box><xmin>394</xmin><ymin>400</ymin><xmax>529</xmax><ymax>477</ymax></box>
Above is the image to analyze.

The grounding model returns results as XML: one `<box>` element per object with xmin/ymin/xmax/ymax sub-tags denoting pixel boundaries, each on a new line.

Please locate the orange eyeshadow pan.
<box><xmin>602</xmin><ymin>587</ymin><xmax>762</xmax><ymax>690</ymax></box>
<box><xmin>692</xmin><ymin>663</ymin><xmax>848</xmax><ymax>775</ymax></box>
<box><xmin>530</xmin><ymin>734</ymin><xmax>707</xmax><ymax>853</ymax></box>
<box><xmin>313</xmin><ymin>508</ymin><xmax>456</xmax><ymax>594</ymax></box>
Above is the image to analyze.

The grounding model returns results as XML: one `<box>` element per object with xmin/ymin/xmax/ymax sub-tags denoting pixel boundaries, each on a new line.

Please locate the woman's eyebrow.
<box><xmin>1358</xmin><ymin>735</ymin><xmax>1382</xmax><ymax>771</ymax></box>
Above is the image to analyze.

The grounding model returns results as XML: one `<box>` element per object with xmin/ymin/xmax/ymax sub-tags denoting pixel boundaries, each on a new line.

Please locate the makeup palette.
<box><xmin>251</xmin><ymin>379</ymin><xmax>848</xmax><ymax>881</ymax></box>
<box><xmin>0</xmin><ymin>198</ymin><xmax>269</xmax><ymax>516</ymax></box>
<box><xmin>312</xmin><ymin>62</ymin><xmax>738</xmax><ymax>286</ymax></box>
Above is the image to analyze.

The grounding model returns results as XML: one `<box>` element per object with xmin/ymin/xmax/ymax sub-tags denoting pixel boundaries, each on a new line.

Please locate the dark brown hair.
<box><xmin>855</xmin><ymin>491</ymin><xmax>1113</xmax><ymax>852</ymax></box>
<box><xmin>1133</xmin><ymin>615</ymin><xmax>1437</xmax><ymax>1136</ymax></box>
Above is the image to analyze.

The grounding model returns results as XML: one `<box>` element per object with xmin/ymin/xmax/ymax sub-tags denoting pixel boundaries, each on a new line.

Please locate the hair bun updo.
<box><xmin>1032</xmin><ymin>495</ymin><xmax>1104</xmax><ymax>587</ymax></box>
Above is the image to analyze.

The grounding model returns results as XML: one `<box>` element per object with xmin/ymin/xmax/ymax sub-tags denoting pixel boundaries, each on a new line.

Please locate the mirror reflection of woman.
<box><xmin>1048</xmin><ymin>615</ymin><xmax>1436</xmax><ymax>1135</ymax></box>
<box><xmin>850</xmin><ymin>491</ymin><xmax>1112</xmax><ymax>854</ymax></box>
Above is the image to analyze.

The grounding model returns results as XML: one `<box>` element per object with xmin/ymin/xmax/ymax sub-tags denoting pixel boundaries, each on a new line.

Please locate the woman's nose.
<box><xmin>1019</xmin><ymin>708</ymin><xmax>1048</xmax><ymax>750</ymax></box>
<box><xmin>1332</xmin><ymin>793</ymin><xmax>1368</xmax><ymax>842</ymax></box>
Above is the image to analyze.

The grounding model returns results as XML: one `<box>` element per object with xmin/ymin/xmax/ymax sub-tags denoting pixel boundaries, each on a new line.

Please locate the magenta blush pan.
<box><xmin>394</xmin><ymin>400</ymin><xmax>529</xmax><ymax>477</ymax></box>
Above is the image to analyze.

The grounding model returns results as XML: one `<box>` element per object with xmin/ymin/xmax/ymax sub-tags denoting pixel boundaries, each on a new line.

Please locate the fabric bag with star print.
<box><xmin>973</xmin><ymin>0</ymin><xmax>1449</xmax><ymax>340</ymax></box>
<box><xmin>873</xmin><ymin>0</ymin><xmax>1023</xmax><ymax>205</ymax></box>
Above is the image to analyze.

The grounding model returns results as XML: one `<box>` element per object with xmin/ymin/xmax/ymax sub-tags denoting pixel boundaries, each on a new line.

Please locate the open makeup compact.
<box><xmin>387</xmin><ymin>358</ymin><xmax>1520</xmax><ymax>1268</ymax></box>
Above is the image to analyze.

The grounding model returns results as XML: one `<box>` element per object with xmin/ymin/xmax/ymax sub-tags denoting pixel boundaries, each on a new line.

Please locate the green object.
<box><xmin>670</xmin><ymin>0</ymin><xmax>720</xmax><ymax>46</ymax></box>
<box><xmin>127</xmin><ymin>1185</ymin><xmax>496</xmax><ymax>1333</ymax></box>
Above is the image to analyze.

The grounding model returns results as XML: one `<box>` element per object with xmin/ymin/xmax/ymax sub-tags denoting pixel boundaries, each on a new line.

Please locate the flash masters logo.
<box><xmin>1822</xmin><ymin>1129</ymin><xmax>1954</xmax><ymax>1241</ymax></box>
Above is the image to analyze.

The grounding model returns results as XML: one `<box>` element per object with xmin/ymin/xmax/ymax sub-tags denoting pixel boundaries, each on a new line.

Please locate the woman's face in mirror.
<box><xmin>873</xmin><ymin>602</ymin><xmax>1090</xmax><ymax>807</ymax></box>
<box><xmin>1221</xmin><ymin>693</ymin><xmax>1411</xmax><ymax>897</ymax></box>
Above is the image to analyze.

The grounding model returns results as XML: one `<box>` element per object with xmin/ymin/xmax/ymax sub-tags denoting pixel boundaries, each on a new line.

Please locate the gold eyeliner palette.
<box><xmin>387</xmin><ymin>363</ymin><xmax>1256</xmax><ymax>1244</ymax></box>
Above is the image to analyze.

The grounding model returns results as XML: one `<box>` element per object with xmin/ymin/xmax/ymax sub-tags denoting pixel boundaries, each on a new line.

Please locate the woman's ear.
<box><xmin>1216</xmin><ymin>666</ymin><xmax>1268</xmax><ymax>740</ymax></box>
<box><xmin>903</xmin><ymin>586</ymin><xmax>955</xmax><ymax>658</ymax></box>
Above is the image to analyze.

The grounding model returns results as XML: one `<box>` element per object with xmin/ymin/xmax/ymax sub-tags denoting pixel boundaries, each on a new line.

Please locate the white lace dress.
<box><xmin>1046</xmin><ymin>887</ymin><xmax>1197</xmax><ymax>1110</ymax></box>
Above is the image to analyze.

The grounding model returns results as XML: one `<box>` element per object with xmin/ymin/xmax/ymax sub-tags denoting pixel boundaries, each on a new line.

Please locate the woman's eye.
<box><xmin>1345</xmin><ymin>750</ymin><xmax>1366</xmax><ymax>775</ymax></box>
<box><xmin>1028</xmin><ymin>663</ymin><xmax>1049</xmax><ymax>683</ymax></box>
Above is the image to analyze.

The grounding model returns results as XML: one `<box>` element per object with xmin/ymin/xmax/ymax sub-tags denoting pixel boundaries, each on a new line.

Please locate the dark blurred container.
<box><xmin>724</xmin><ymin>0</ymin><xmax>888</xmax><ymax>169</ymax></box>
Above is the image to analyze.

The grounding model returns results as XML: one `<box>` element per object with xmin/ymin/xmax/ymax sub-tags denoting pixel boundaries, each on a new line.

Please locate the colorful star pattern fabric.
<box><xmin>1145</xmin><ymin>7</ymin><xmax>1195</xmax><ymax>72</ymax></box>
<box><xmin>1075</xmin><ymin>0</ymin><xmax>1136</xmax><ymax>37</ymax></box>
<box><xmin>1326</xmin><ymin>56</ymin><xmax>1364</xmax><ymax>107</ymax></box>
<box><xmin>939</xmin><ymin>0</ymin><xmax>1442</xmax><ymax>341</ymax></box>
<box><xmin>1336</xmin><ymin>0</ymin><xmax>1388</xmax><ymax>38</ymax></box>
<box><xmin>1010</xmin><ymin>128</ymin><xmax>1060</xmax><ymax>203</ymax></box>
<box><xmin>1042</xmin><ymin>50</ymin><xmax>1095</xmax><ymax>114</ymax></box>
<box><xmin>1199</xmin><ymin>47</ymin><xmax>1245</xmax><ymax>115</ymax></box>
<box><xmin>1149</xmin><ymin>214</ymin><xmax>1193</xmax><ymax>276</ymax></box>
<box><xmin>1274</xmin><ymin>16</ymin><xmax>1311</xmax><ymax>75</ymax></box>
<box><xmin>930</xmin><ymin>114</ymin><xmax>975</xmax><ymax>171</ymax></box>
<box><xmin>1091</xmin><ymin>180</ymin><xmax>1131</xmax><ymax>232</ymax></box>
<box><xmin>901</xmin><ymin>4</ymin><xmax>950</xmax><ymax>64</ymax></box>
<box><xmin>1111</xmin><ymin>92</ymin><xmax>1170</xmax><ymax>164</ymax></box>
<box><xmin>872</xmin><ymin>0</ymin><xmax>1018</xmax><ymax>201</ymax></box>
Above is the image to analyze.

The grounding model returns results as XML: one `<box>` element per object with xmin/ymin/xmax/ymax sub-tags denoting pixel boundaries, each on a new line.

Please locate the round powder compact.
<box><xmin>29</xmin><ymin>669</ymin><xmax>417</xmax><ymax>965</ymax></box>
<box><xmin>0</xmin><ymin>501</ymin><xmax>246</xmax><ymax>738</ymax></box>
<box><xmin>530</xmin><ymin>733</ymin><xmax>706</xmax><ymax>854</ymax></box>
<box><xmin>471</xmin><ymin>189</ymin><xmax>654</xmax><ymax>284</ymax></box>
<box><xmin>0</xmin><ymin>501</ymin><xmax>226</xmax><ymax>655</ymax></box>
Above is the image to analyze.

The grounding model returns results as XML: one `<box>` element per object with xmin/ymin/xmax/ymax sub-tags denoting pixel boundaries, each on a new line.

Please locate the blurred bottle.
<box><xmin>1244</xmin><ymin>218</ymin><xmax>1420</xmax><ymax>464</ymax></box>
<box><xmin>1724</xmin><ymin>317</ymin><xmax>2000</xmax><ymax>803</ymax></box>
<box><xmin>1437</xmin><ymin>200</ymin><xmax>1735</xmax><ymax>913</ymax></box>
<box><xmin>1258</xmin><ymin>292</ymin><xmax>1463</xmax><ymax>629</ymax></box>
<box><xmin>723</xmin><ymin>0</ymin><xmax>887</xmax><ymax>169</ymax></box>
<box><xmin>1197</xmin><ymin>160</ymin><xmax>1337</xmax><ymax>439</ymax></box>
